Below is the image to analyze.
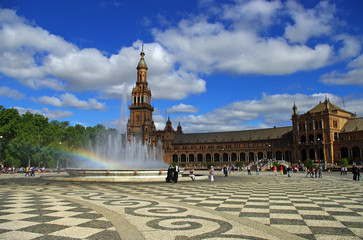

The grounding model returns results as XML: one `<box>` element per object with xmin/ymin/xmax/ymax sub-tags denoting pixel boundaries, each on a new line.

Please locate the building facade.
<box><xmin>128</xmin><ymin>50</ymin><xmax>363</xmax><ymax>166</ymax></box>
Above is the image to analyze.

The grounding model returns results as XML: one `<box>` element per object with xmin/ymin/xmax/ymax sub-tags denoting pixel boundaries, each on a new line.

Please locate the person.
<box><xmin>173</xmin><ymin>165</ymin><xmax>179</xmax><ymax>183</ymax></box>
<box><xmin>353</xmin><ymin>164</ymin><xmax>360</xmax><ymax>181</ymax></box>
<box><xmin>166</xmin><ymin>165</ymin><xmax>173</xmax><ymax>182</ymax></box>
<box><xmin>25</xmin><ymin>166</ymin><xmax>30</xmax><ymax>177</ymax></box>
<box><xmin>280</xmin><ymin>165</ymin><xmax>283</xmax><ymax>175</ymax></box>
<box><xmin>223</xmin><ymin>165</ymin><xmax>228</xmax><ymax>177</ymax></box>
<box><xmin>247</xmin><ymin>165</ymin><xmax>251</xmax><ymax>175</ymax></box>
<box><xmin>314</xmin><ymin>166</ymin><xmax>318</xmax><ymax>178</ymax></box>
<box><xmin>341</xmin><ymin>166</ymin><xmax>344</xmax><ymax>175</ymax></box>
<box><xmin>256</xmin><ymin>165</ymin><xmax>259</xmax><ymax>175</ymax></box>
<box><xmin>344</xmin><ymin>166</ymin><xmax>348</xmax><ymax>175</ymax></box>
<box><xmin>30</xmin><ymin>167</ymin><xmax>35</xmax><ymax>176</ymax></box>
<box><xmin>273</xmin><ymin>166</ymin><xmax>277</xmax><ymax>176</ymax></box>
<box><xmin>306</xmin><ymin>168</ymin><xmax>312</xmax><ymax>178</ymax></box>
<box><xmin>287</xmin><ymin>166</ymin><xmax>291</xmax><ymax>177</ymax></box>
<box><xmin>189</xmin><ymin>169</ymin><xmax>195</xmax><ymax>181</ymax></box>
<box><xmin>318</xmin><ymin>165</ymin><xmax>323</xmax><ymax>178</ymax></box>
<box><xmin>209</xmin><ymin>166</ymin><xmax>214</xmax><ymax>182</ymax></box>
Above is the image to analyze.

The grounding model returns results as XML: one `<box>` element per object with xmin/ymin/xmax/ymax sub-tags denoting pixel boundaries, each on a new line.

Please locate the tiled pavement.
<box><xmin>0</xmin><ymin>171</ymin><xmax>362</xmax><ymax>239</ymax></box>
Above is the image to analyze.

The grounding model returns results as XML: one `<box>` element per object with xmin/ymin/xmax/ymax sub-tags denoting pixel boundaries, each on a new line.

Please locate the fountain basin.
<box><xmin>66</xmin><ymin>168</ymin><xmax>167</xmax><ymax>177</ymax></box>
<box><xmin>40</xmin><ymin>168</ymin><xmax>209</xmax><ymax>182</ymax></box>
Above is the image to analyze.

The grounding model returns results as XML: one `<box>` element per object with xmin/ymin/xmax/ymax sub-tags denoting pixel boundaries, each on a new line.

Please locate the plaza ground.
<box><xmin>0</xmin><ymin>170</ymin><xmax>362</xmax><ymax>240</ymax></box>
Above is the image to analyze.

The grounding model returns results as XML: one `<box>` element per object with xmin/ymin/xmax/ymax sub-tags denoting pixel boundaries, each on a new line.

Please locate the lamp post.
<box><xmin>58</xmin><ymin>142</ymin><xmax>61</xmax><ymax>173</ymax></box>
<box><xmin>317</xmin><ymin>138</ymin><xmax>321</xmax><ymax>163</ymax></box>
<box><xmin>0</xmin><ymin>136</ymin><xmax>2</xmax><ymax>167</ymax></box>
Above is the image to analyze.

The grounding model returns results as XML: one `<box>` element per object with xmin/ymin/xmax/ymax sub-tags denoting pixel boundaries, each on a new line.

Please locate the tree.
<box><xmin>305</xmin><ymin>159</ymin><xmax>314</xmax><ymax>170</ymax></box>
<box><xmin>339</xmin><ymin>158</ymin><xmax>349</xmax><ymax>168</ymax></box>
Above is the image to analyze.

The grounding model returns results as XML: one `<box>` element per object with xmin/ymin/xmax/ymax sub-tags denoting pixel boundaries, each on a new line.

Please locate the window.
<box><xmin>333</xmin><ymin>120</ymin><xmax>338</xmax><ymax>128</ymax></box>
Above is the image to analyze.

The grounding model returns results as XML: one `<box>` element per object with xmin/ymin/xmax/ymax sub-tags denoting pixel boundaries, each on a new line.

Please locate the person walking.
<box><xmin>314</xmin><ymin>166</ymin><xmax>318</xmax><ymax>178</ymax></box>
<box><xmin>273</xmin><ymin>166</ymin><xmax>277</xmax><ymax>176</ymax></box>
<box><xmin>209</xmin><ymin>166</ymin><xmax>214</xmax><ymax>182</ymax></box>
<box><xmin>318</xmin><ymin>165</ymin><xmax>323</xmax><ymax>178</ymax></box>
<box><xmin>173</xmin><ymin>165</ymin><xmax>179</xmax><ymax>183</ymax></box>
<box><xmin>247</xmin><ymin>165</ymin><xmax>251</xmax><ymax>175</ymax></box>
<box><xmin>287</xmin><ymin>166</ymin><xmax>291</xmax><ymax>177</ymax></box>
<box><xmin>223</xmin><ymin>165</ymin><xmax>228</xmax><ymax>177</ymax></box>
<box><xmin>166</xmin><ymin>165</ymin><xmax>173</xmax><ymax>182</ymax></box>
<box><xmin>256</xmin><ymin>165</ymin><xmax>259</xmax><ymax>175</ymax></box>
<box><xmin>25</xmin><ymin>166</ymin><xmax>30</xmax><ymax>177</ymax></box>
<box><xmin>352</xmin><ymin>164</ymin><xmax>360</xmax><ymax>181</ymax></box>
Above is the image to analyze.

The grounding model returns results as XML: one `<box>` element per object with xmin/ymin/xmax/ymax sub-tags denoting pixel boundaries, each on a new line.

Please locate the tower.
<box><xmin>127</xmin><ymin>47</ymin><xmax>156</xmax><ymax>145</ymax></box>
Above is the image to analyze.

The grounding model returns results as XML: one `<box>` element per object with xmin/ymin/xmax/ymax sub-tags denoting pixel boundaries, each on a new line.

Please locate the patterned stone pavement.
<box><xmin>0</xmin><ymin>171</ymin><xmax>362</xmax><ymax>240</ymax></box>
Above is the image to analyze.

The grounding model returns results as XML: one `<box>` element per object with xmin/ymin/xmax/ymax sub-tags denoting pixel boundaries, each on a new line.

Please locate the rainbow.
<box><xmin>68</xmin><ymin>148</ymin><xmax>124</xmax><ymax>169</ymax></box>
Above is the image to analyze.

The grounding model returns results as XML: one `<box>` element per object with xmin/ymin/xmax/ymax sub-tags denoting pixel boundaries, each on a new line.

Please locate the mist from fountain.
<box><xmin>69</xmin><ymin>99</ymin><xmax>167</xmax><ymax>170</ymax></box>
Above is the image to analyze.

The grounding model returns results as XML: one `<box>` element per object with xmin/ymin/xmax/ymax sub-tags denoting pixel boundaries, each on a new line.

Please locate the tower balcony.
<box><xmin>129</xmin><ymin>103</ymin><xmax>154</xmax><ymax>111</ymax></box>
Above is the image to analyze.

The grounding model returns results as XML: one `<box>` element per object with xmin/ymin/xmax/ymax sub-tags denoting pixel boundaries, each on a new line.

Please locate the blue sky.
<box><xmin>0</xmin><ymin>0</ymin><xmax>362</xmax><ymax>133</ymax></box>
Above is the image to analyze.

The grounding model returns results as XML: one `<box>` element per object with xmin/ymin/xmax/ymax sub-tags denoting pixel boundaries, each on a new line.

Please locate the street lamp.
<box><xmin>317</xmin><ymin>138</ymin><xmax>321</xmax><ymax>162</ymax></box>
<box><xmin>0</xmin><ymin>136</ymin><xmax>2</xmax><ymax>167</ymax></box>
<box><xmin>58</xmin><ymin>142</ymin><xmax>61</xmax><ymax>173</ymax></box>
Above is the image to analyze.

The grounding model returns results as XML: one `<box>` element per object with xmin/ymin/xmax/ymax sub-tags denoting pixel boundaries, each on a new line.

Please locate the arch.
<box><xmin>341</xmin><ymin>147</ymin><xmax>349</xmax><ymax>159</ymax></box>
<box><xmin>214</xmin><ymin>153</ymin><xmax>220</xmax><ymax>162</ymax></box>
<box><xmin>352</xmin><ymin>146</ymin><xmax>361</xmax><ymax>159</ymax></box>
<box><xmin>258</xmin><ymin>152</ymin><xmax>263</xmax><ymax>160</ymax></box>
<box><xmin>172</xmin><ymin>154</ymin><xmax>178</xmax><ymax>163</ymax></box>
<box><xmin>223</xmin><ymin>153</ymin><xmax>229</xmax><ymax>161</ymax></box>
<box><xmin>206</xmin><ymin>153</ymin><xmax>212</xmax><ymax>162</ymax></box>
<box><xmin>197</xmin><ymin>154</ymin><xmax>203</xmax><ymax>162</ymax></box>
<box><xmin>240</xmin><ymin>152</ymin><xmax>246</xmax><ymax>161</ymax></box>
<box><xmin>318</xmin><ymin>148</ymin><xmax>324</xmax><ymax>161</ymax></box>
<box><xmin>309</xmin><ymin>149</ymin><xmax>315</xmax><ymax>160</ymax></box>
<box><xmin>189</xmin><ymin>154</ymin><xmax>195</xmax><ymax>162</ymax></box>
<box><xmin>181</xmin><ymin>154</ymin><xmax>187</xmax><ymax>162</ymax></box>
<box><xmin>309</xmin><ymin>135</ymin><xmax>314</xmax><ymax>143</ymax></box>
<box><xmin>267</xmin><ymin>151</ymin><xmax>272</xmax><ymax>160</ymax></box>
<box><xmin>285</xmin><ymin>151</ymin><xmax>292</xmax><ymax>161</ymax></box>
<box><xmin>231</xmin><ymin>153</ymin><xmax>237</xmax><ymax>161</ymax></box>
<box><xmin>317</xmin><ymin>133</ymin><xmax>323</xmax><ymax>142</ymax></box>
<box><xmin>301</xmin><ymin>149</ymin><xmax>307</xmax><ymax>161</ymax></box>
<box><xmin>249</xmin><ymin>152</ymin><xmax>254</xmax><ymax>162</ymax></box>
<box><xmin>301</xmin><ymin>135</ymin><xmax>306</xmax><ymax>144</ymax></box>
<box><xmin>276</xmin><ymin>151</ymin><xmax>282</xmax><ymax>160</ymax></box>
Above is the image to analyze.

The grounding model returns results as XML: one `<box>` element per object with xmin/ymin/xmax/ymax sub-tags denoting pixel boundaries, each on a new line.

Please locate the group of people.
<box><xmin>305</xmin><ymin>165</ymin><xmax>323</xmax><ymax>178</ymax></box>
<box><xmin>271</xmin><ymin>165</ymin><xmax>292</xmax><ymax>177</ymax></box>
<box><xmin>0</xmin><ymin>166</ymin><xmax>15</xmax><ymax>174</ymax></box>
<box><xmin>24</xmin><ymin>166</ymin><xmax>36</xmax><ymax>176</ymax></box>
<box><xmin>166</xmin><ymin>165</ymin><xmax>179</xmax><ymax>183</ymax></box>
<box><xmin>352</xmin><ymin>164</ymin><xmax>361</xmax><ymax>181</ymax></box>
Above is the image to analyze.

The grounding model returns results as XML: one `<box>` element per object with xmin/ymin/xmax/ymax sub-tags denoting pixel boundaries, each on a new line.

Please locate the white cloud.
<box><xmin>172</xmin><ymin>93</ymin><xmax>362</xmax><ymax>133</ymax></box>
<box><xmin>0</xmin><ymin>86</ymin><xmax>25</xmax><ymax>100</ymax></box>
<box><xmin>222</xmin><ymin>0</ymin><xmax>282</xmax><ymax>29</ymax></box>
<box><xmin>14</xmin><ymin>107</ymin><xmax>73</xmax><ymax>119</ymax></box>
<box><xmin>320</xmin><ymin>54</ymin><xmax>363</xmax><ymax>86</ymax></box>
<box><xmin>154</xmin><ymin>21</ymin><xmax>333</xmax><ymax>75</ymax></box>
<box><xmin>284</xmin><ymin>0</ymin><xmax>336</xmax><ymax>44</ymax></box>
<box><xmin>32</xmin><ymin>93</ymin><xmax>106</xmax><ymax>111</ymax></box>
<box><xmin>334</xmin><ymin>34</ymin><xmax>361</xmax><ymax>60</ymax></box>
<box><xmin>168</xmin><ymin>103</ymin><xmax>199</xmax><ymax>114</ymax></box>
<box><xmin>0</xmin><ymin>10</ymin><xmax>206</xmax><ymax>101</ymax></box>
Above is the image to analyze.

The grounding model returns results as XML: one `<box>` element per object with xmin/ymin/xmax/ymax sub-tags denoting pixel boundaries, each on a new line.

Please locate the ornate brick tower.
<box><xmin>127</xmin><ymin>47</ymin><xmax>156</xmax><ymax>145</ymax></box>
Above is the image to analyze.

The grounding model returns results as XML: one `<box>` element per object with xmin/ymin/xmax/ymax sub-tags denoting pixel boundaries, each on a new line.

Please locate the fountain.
<box><xmin>42</xmin><ymin>48</ymin><xmax>208</xmax><ymax>182</ymax></box>
<box><xmin>62</xmin><ymin>128</ymin><xmax>171</xmax><ymax>182</ymax></box>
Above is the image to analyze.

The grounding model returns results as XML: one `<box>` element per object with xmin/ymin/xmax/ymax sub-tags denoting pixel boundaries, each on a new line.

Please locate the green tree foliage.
<box><xmin>0</xmin><ymin>106</ymin><xmax>120</xmax><ymax>169</ymax></box>
<box><xmin>305</xmin><ymin>159</ymin><xmax>314</xmax><ymax>170</ymax></box>
<box><xmin>339</xmin><ymin>158</ymin><xmax>350</xmax><ymax>168</ymax></box>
